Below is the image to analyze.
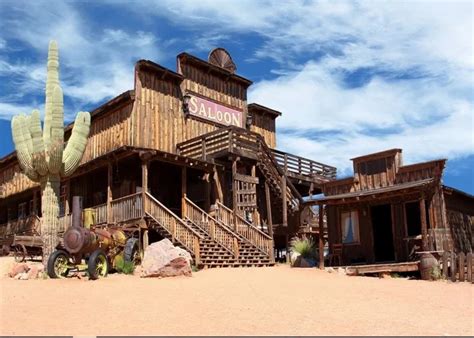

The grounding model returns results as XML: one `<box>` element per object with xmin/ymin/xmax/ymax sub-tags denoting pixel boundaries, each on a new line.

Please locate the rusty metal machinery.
<box><xmin>47</xmin><ymin>196</ymin><xmax>140</xmax><ymax>280</ymax></box>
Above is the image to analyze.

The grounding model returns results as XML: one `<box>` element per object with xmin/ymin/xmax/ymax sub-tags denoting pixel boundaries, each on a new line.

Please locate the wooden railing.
<box><xmin>93</xmin><ymin>203</ymin><xmax>108</xmax><ymax>224</ymax></box>
<box><xmin>184</xmin><ymin>197</ymin><xmax>239</xmax><ymax>257</ymax></box>
<box><xmin>271</xmin><ymin>148</ymin><xmax>337</xmax><ymax>180</ymax></box>
<box><xmin>111</xmin><ymin>192</ymin><xmax>143</xmax><ymax>223</ymax></box>
<box><xmin>177</xmin><ymin>126</ymin><xmax>336</xmax><ymax>181</ymax></box>
<box><xmin>216</xmin><ymin>201</ymin><xmax>273</xmax><ymax>258</ymax></box>
<box><xmin>144</xmin><ymin>192</ymin><xmax>201</xmax><ymax>264</ymax></box>
<box><xmin>177</xmin><ymin>126</ymin><xmax>303</xmax><ymax>209</ymax></box>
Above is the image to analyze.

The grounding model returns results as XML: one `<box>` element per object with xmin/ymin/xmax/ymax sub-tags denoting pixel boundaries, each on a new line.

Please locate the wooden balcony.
<box><xmin>176</xmin><ymin>126</ymin><xmax>336</xmax><ymax>183</ymax></box>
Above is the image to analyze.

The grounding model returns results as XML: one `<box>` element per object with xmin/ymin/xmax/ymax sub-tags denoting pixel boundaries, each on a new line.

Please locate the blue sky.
<box><xmin>0</xmin><ymin>0</ymin><xmax>473</xmax><ymax>194</ymax></box>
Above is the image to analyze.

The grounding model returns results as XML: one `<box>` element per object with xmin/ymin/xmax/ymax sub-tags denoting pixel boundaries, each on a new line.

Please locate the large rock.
<box><xmin>9</xmin><ymin>263</ymin><xmax>29</xmax><ymax>278</ymax></box>
<box><xmin>141</xmin><ymin>238</ymin><xmax>192</xmax><ymax>278</ymax></box>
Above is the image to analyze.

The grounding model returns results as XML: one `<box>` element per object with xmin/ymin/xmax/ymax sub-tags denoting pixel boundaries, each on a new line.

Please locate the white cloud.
<box><xmin>0</xmin><ymin>0</ymin><xmax>472</xmax><ymax>176</ymax></box>
<box><xmin>0</xmin><ymin>1</ymin><xmax>163</xmax><ymax>120</ymax></box>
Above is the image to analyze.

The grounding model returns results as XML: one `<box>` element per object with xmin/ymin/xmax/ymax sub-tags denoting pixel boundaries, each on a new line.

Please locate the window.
<box><xmin>18</xmin><ymin>202</ymin><xmax>28</xmax><ymax>220</ymax></box>
<box><xmin>340</xmin><ymin>211</ymin><xmax>360</xmax><ymax>244</ymax></box>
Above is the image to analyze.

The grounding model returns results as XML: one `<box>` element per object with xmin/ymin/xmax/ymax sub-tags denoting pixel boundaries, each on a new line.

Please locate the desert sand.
<box><xmin>0</xmin><ymin>257</ymin><xmax>472</xmax><ymax>336</ymax></box>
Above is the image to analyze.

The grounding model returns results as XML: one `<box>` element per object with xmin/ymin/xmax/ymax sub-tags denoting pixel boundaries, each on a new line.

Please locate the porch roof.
<box><xmin>308</xmin><ymin>177</ymin><xmax>435</xmax><ymax>205</ymax></box>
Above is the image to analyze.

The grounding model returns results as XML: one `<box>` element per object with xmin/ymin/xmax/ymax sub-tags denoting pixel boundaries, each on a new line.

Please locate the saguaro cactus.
<box><xmin>11</xmin><ymin>41</ymin><xmax>91</xmax><ymax>265</ymax></box>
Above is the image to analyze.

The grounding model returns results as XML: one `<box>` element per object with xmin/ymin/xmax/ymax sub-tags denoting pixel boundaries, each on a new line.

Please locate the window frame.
<box><xmin>340</xmin><ymin>209</ymin><xmax>360</xmax><ymax>245</ymax></box>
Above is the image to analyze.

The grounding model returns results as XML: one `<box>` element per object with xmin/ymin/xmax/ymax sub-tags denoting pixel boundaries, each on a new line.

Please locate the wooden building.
<box><xmin>0</xmin><ymin>48</ymin><xmax>337</xmax><ymax>267</ymax></box>
<box><xmin>309</xmin><ymin>148</ymin><xmax>473</xmax><ymax>271</ymax></box>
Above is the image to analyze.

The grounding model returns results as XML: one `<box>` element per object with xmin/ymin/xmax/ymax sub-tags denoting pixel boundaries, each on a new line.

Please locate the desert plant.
<box><xmin>114</xmin><ymin>254</ymin><xmax>135</xmax><ymax>275</ymax></box>
<box><xmin>290</xmin><ymin>236</ymin><xmax>316</xmax><ymax>259</ymax></box>
<box><xmin>11</xmin><ymin>41</ymin><xmax>91</xmax><ymax>266</ymax></box>
<box><xmin>430</xmin><ymin>265</ymin><xmax>442</xmax><ymax>280</ymax></box>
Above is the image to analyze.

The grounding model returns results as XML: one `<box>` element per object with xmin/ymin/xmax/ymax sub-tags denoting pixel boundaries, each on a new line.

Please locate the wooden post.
<box><xmin>64</xmin><ymin>181</ymin><xmax>70</xmax><ymax>216</ymax></box>
<box><xmin>419</xmin><ymin>197</ymin><xmax>428</xmax><ymax>251</ymax></box>
<box><xmin>107</xmin><ymin>162</ymin><xmax>113</xmax><ymax>224</ymax></box>
<box><xmin>265</xmin><ymin>182</ymin><xmax>273</xmax><ymax>236</ymax></box>
<box><xmin>281</xmin><ymin>175</ymin><xmax>287</xmax><ymax>226</ymax></box>
<box><xmin>319</xmin><ymin>204</ymin><xmax>325</xmax><ymax>269</ymax></box>
<box><xmin>442</xmin><ymin>251</ymin><xmax>449</xmax><ymax>279</ymax></box>
<box><xmin>232</xmin><ymin>158</ymin><xmax>238</xmax><ymax>230</ymax></box>
<box><xmin>467</xmin><ymin>252</ymin><xmax>472</xmax><ymax>283</ymax></box>
<box><xmin>181</xmin><ymin>166</ymin><xmax>187</xmax><ymax>219</ymax></box>
<box><xmin>459</xmin><ymin>252</ymin><xmax>465</xmax><ymax>282</ymax></box>
<box><xmin>213</xmin><ymin>166</ymin><xmax>224</xmax><ymax>203</ymax></box>
<box><xmin>450</xmin><ymin>252</ymin><xmax>457</xmax><ymax>282</ymax></box>
<box><xmin>141</xmin><ymin>160</ymin><xmax>148</xmax><ymax>218</ymax></box>
<box><xmin>204</xmin><ymin>172</ymin><xmax>211</xmax><ymax>213</ymax></box>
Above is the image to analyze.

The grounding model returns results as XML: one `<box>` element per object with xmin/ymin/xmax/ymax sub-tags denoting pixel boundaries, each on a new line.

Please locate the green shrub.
<box><xmin>115</xmin><ymin>255</ymin><xmax>135</xmax><ymax>275</ymax></box>
<box><xmin>430</xmin><ymin>265</ymin><xmax>442</xmax><ymax>280</ymax></box>
<box><xmin>290</xmin><ymin>236</ymin><xmax>316</xmax><ymax>259</ymax></box>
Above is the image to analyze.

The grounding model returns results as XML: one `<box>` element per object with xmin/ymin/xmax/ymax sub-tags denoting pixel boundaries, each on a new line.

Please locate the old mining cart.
<box><xmin>47</xmin><ymin>197</ymin><xmax>141</xmax><ymax>279</ymax></box>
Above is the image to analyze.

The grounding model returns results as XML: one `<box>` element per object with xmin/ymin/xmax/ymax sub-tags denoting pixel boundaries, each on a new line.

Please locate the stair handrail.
<box><xmin>216</xmin><ymin>201</ymin><xmax>273</xmax><ymax>257</ymax></box>
<box><xmin>144</xmin><ymin>192</ymin><xmax>202</xmax><ymax>264</ymax></box>
<box><xmin>184</xmin><ymin>197</ymin><xmax>239</xmax><ymax>257</ymax></box>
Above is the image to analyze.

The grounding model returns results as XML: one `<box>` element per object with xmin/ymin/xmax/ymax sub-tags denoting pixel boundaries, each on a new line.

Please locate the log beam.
<box><xmin>319</xmin><ymin>204</ymin><xmax>325</xmax><ymax>269</ymax></box>
<box><xmin>181</xmin><ymin>166</ymin><xmax>187</xmax><ymax>219</ymax></box>
<box><xmin>420</xmin><ymin>197</ymin><xmax>428</xmax><ymax>251</ymax></box>
<box><xmin>107</xmin><ymin>162</ymin><xmax>113</xmax><ymax>224</ymax></box>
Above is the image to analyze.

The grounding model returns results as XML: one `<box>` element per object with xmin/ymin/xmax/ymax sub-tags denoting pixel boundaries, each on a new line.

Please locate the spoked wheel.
<box><xmin>124</xmin><ymin>238</ymin><xmax>141</xmax><ymax>265</ymax></box>
<box><xmin>13</xmin><ymin>244</ymin><xmax>27</xmax><ymax>263</ymax></box>
<box><xmin>88</xmin><ymin>249</ymin><xmax>109</xmax><ymax>280</ymax></box>
<box><xmin>47</xmin><ymin>250</ymin><xmax>71</xmax><ymax>278</ymax></box>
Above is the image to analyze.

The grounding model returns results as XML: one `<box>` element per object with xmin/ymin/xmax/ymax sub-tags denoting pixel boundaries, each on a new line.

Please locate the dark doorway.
<box><xmin>405</xmin><ymin>202</ymin><xmax>421</xmax><ymax>237</ymax></box>
<box><xmin>371</xmin><ymin>204</ymin><xmax>395</xmax><ymax>262</ymax></box>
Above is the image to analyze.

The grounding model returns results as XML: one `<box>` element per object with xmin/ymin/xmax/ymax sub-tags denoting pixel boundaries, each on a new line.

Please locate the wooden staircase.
<box><xmin>144</xmin><ymin>192</ymin><xmax>273</xmax><ymax>268</ymax></box>
<box><xmin>184</xmin><ymin>197</ymin><xmax>273</xmax><ymax>268</ymax></box>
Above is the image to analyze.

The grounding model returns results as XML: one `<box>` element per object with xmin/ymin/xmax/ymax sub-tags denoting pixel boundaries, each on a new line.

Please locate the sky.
<box><xmin>0</xmin><ymin>0</ymin><xmax>473</xmax><ymax>194</ymax></box>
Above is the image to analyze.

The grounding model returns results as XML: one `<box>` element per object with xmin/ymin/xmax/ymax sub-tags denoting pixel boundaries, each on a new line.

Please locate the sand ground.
<box><xmin>0</xmin><ymin>257</ymin><xmax>472</xmax><ymax>336</ymax></box>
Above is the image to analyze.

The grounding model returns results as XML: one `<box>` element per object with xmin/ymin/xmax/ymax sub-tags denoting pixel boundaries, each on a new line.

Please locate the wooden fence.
<box><xmin>440</xmin><ymin>251</ymin><xmax>473</xmax><ymax>283</ymax></box>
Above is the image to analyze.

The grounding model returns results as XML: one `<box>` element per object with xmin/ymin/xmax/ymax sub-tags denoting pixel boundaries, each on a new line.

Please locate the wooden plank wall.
<box><xmin>444</xmin><ymin>190</ymin><xmax>474</xmax><ymax>253</ymax></box>
<box><xmin>353</xmin><ymin>155</ymin><xmax>397</xmax><ymax>191</ymax></box>
<box><xmin>250</xmin><ymin>113</ymin><xmax>276</xmax><ymax>148</ymax></box>
<box><xmin>133</xmin><ymin>62</ymin><xmax>248</xmax><ymax>153</ymax></box>
<box><xmin>75</xmin><ymin>102</ymin><xmax>133</xmax><ymax>165</ymax></box>
<box><xmin>0</xmin><ymin>163</ymin><xmax>38</xmax><ymax>198</ymax></box>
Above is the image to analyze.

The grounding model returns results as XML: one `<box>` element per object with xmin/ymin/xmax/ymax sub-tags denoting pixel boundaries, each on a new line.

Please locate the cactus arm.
<box><xmin>11</xmin><ymin>115</ymin><xmax>38</xmax><ymax>181</ymax></box>
<box><xmin>48</xmin><ymin>85</ymin><xmax>64</xmax><ymax>174</ymax></box>
<box><xmin>29</xmin><ymin>110</ymin><xmax>48</xmax><ymax>176</ymax></box>
<box><xmin>43</xmin><ymin>40</ymin><xmax>60</xmax><ymax>149</ymax></box>
<box><xmin>62</xmin><ymin>111</ymin><xmax>91</xmax><ymax>176</ymax></box>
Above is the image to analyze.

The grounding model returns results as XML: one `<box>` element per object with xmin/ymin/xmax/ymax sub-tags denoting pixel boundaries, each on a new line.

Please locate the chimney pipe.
<box><xmin>72</xmin><ymin>196</ymin><xmax>83</xmax><ymax>228</ymax></box>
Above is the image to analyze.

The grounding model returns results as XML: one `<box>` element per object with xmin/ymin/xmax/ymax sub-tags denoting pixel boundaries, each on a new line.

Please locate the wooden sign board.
<box><xmin>188</xmin><ymin>94</ymin><xmax>243</xmax><ymax>128</ymax></box>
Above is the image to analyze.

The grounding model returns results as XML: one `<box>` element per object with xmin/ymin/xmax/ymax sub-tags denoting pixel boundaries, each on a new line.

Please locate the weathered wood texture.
<box><xmin>250</xmin><ymin>112</ymin><xmax>276</xmax><ymax>148</ymax></box>
<box><xmin>440</xmin><ymin>251</ymin><xmax>473</xmax><ymax>283</ymax></box>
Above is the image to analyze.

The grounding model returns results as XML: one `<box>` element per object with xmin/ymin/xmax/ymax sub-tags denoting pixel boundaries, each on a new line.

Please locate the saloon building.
<box><xmin>0</xmin><ymin>48</ymin><xmax>337</xmax><ymax>267</ymax></box>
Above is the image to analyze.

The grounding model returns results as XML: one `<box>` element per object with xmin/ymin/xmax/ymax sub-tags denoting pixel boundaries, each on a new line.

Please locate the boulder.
<box><xmin>9</xmin><ymin>263</ymin><xmax>29</xmax><ymax>278</ymax></box>
<box><xmin>141</xmin><ymin>238</ymin><xmax>192</xmax><ymax>278</ymax></box>
<box><xmin>175</xmin><ymin>246</ymin><xmax>193</xmax><ymax>266</ymax></box>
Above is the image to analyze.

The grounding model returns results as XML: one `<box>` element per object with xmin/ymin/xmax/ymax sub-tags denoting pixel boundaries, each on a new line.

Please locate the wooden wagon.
<box><xmin>9</xmin><ymin>216</ymin><xmax>43</xmax><ymax>262</ymax></box>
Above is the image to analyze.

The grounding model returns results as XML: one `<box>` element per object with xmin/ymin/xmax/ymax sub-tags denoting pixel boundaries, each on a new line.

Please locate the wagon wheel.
<box><xmin>14</xmin><ymin>244</ymin><xmax>27</xmax><ymax>263</ymax></box>
<box><xmin>124</xmin><ymin>237</ymin><xmax>141</xmax><ymax>266</ymax></box>
<box><xmin>88</xmin><ymin>249</ymin><xmax>109</xmax><ymax>280</ymax></box>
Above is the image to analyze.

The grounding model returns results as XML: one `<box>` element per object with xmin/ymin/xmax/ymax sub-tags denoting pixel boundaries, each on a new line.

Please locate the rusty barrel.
<box><xmin>419</xmin><ymin>253</ymin><xmax>439</xmax><ymax>280</ymax></box>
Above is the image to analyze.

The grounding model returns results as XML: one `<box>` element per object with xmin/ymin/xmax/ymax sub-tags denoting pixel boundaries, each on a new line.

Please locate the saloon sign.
<box><xmin>188</xmin><ymin>94</ymin><xmax>243</xmax><ymax>128</ymax></box>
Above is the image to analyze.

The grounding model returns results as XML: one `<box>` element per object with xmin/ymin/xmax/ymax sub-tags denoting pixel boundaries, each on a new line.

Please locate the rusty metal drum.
<box><xmin>419</xmin><ymin>253</ymin><xmax>439</xmax><ymax>280</ymax></box>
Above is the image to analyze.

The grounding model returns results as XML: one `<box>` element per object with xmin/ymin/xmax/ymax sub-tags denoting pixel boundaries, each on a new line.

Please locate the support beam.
<box><xmin>232</xmin><ymin>158</ymin><xmax>238</xmax><ymax>230</ymax></box>
<box><xmin>319</xmin><ymin>204</ymin><xmax>325</xmax><ymax>269</ymax></box>
<box><xmin>204</xmin><ymin>172</ymin><xmax>211</xmax><ymax>213</ymax></box>
<box><xmin>281</xmin><ymin>175</ymin><xmax>288</xmax><ymax>226</ymax></box>
<box><xmin>107</xmin><ymin>162</ymin><xmax>113</xmax><ymax>224</ymax></box>
<box><xmin>141</xmin><ymin>160</ymin><xmax>149</xmax><ymax>218</ymax></box>
<box><xmin>420</xmin><ymin>197</ymin><xmax>428</xmax><ymax>251</ymax></box>
<box><xmin>213</xmin><ymin>166</ymin><xmax>224</xmax><ymax>203</ymax></box>
<box><xmin>181</xmin><ymin>166</ymin><xmax>187</xmax><ymax>219</ymax></box>
<box><xmin>265</xmin><ymin>181</ymin><xmax>273</xmax><ymax>237</ymax></box>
